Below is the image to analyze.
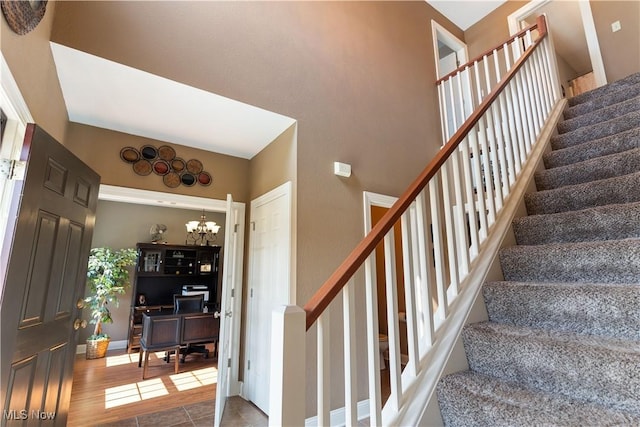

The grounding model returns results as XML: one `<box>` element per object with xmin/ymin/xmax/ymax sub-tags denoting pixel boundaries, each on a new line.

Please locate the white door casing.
<box><xmin>432</xmin><ymin>20</ymin><xmax>470</xmax><ymax>143</ymax></box>
<box><xmin>507</xmin><ymin>0</ymin><xmax>607</xmax><ymax>87</ymax></box>
<box><xmin>97</xmin><ymin>185</ymin><xmax>245</xmax><ymax>398</ymax></box>
<box><xmin>244</xmin><ymin>181</ymin><xmax>293</xmax><ymax>414</ymax></box>
<box><xmin>215</xmin><ymin>194</ymin><xmax>246</xmax><ymax>427</ymax></box>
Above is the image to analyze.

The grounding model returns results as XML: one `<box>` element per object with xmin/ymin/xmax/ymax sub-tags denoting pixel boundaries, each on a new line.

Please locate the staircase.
<box><xmin>437</xmin><ymin>72</ymin><xmax>640</xmax><ymax>425</ymax></box>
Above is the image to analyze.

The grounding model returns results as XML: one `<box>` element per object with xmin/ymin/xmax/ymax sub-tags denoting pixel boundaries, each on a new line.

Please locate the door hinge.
<box><xmin>247</xmin><ymin>360</ymin><xmax>251</xmax><ymax>370</ymax></box>
<box><xmin>0</xmin><ymin>159</ymin><xmax>26</xmax><ymax>180</ymax></box>
<box><xmin>250</xmin><ymin>288</ymin><xmax>253</xmax><ymax>298</ymax></box>
<box><xmin>228</xmin><ymin>358</ymin><xmax>231</xmax><ymax>368</ymax></box>
<box><xmin>251</xmin><ymin>221</ymin><xmax>256</xmax><ymax>231</ymax></box>
<box><xmin>231</xmin><ymin>288</ymin><xmax>235</xmax><ymax>298</ymax></box>
<box><xmin>234</xmin><ymin>223</ymin><xmax>239</xmax><ymax>233</ymax></box>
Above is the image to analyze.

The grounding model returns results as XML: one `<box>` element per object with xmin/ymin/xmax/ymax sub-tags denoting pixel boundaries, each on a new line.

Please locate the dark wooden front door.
<box><xmin>1</xmin><ymin>124</ymin><xmax>100</xmax><ymax>425</ymax></box>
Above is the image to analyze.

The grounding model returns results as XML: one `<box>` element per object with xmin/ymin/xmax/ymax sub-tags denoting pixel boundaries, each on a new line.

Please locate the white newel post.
<box><xmin>269</xmin><ymin>305</ymin><xmax>306</xmax><ymax>426</ymax></box>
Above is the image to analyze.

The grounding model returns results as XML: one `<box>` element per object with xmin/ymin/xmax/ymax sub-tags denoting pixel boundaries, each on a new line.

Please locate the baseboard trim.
<box><xmin>305</xmin><ymin>399</ymin><xmax>370</xmax><ymax>426</ymax></box>
<box><xmin>76</xmin><ymin>339</ymin><xmax>128</xmax><ymax>354</ymax></box>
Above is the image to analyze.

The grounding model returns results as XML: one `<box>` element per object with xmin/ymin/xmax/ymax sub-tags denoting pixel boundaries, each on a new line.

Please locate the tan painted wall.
<box><xmin>590</xmin><ymin>0</ymin><xmax>640</xmax><ymax>83</ymax></box>
<box><xmin>65</xmin><ymin>122</ymin><xmax>250</xmax><ymax>202</ymax></box>
<box><xmin>1</xmin><ymin>1</ymin><xmax>68</xmax><ymax>142</ymax></box>
<box><xmin>50</xmin><ymin>1</ymin><xmax>463</xmax><ymax>412</ymax></box>
<box><xmin>249</xmin><ymin>123</ymin><xmax>297</xmax><ymax>201</ymax></box>
<box><xmin>464</xmin><ymin>0</ymin><xmax>640</xmax><ymax>85</ymax></box>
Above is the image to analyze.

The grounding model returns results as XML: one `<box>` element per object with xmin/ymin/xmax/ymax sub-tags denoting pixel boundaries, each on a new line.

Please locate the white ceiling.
<box><xmin>427</xmin><ymin>1</ymin><xmax>507</xmax><ymax>30</ymax></box>
<box><xmin>50</xmin><ymin>42</ymin><xmax>296</xmax><ymax>160</ymax></box>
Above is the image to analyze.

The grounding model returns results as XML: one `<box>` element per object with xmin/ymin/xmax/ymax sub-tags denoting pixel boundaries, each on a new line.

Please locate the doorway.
<box><xmin>508</xmin><ymin>0</ymin><xmax>607</xmax><ymax>96</ymax></box>
<box><xmin>432</xmin><ymin>20</ymin><xmax>470</xmax><ymax>143</ymax></box>
<box><xmin>244</xmin><ymin>181</ymin><xmax>293</xmax><ymax>415</ymax></box>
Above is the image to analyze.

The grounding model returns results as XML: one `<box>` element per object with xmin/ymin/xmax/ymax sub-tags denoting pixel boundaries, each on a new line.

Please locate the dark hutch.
<box><xmin>127</xmin><ymin>243</ymin><xmax>220</xmax><ymax>353</ymax></box>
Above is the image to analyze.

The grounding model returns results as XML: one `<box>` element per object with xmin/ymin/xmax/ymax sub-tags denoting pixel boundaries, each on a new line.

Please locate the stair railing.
<box><xmin>271</xmin><ymin>15</ymin><xmax>561</xmax><ymax>427</ymax></box>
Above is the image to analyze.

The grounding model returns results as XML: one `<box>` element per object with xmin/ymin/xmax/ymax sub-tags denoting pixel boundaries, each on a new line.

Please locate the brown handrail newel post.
<box><xmin>303</xmin><ymin>16</ymin><xmax>549</xmax><ymax>331</ymax></box>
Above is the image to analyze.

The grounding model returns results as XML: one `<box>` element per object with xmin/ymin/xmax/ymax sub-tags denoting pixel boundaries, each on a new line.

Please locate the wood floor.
<box><xmin>68</xmin><ymin>348</ymin><xmax>267</xmax><ymax>426</ymax></box>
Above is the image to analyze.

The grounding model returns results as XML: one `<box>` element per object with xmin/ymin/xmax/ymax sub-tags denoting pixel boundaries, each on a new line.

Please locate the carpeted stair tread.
<box><xmin>543</xmin><ymin>127</ymin><xmax>640</xmax><ymax>169</ymax></box>
<box><xmin>524</xmin><ymin>171</ymin><xmax>640</xmax><ymax>215</ymax></box>
<box><xmin>568</xmin><ymin>72</ymin><xmax>640</xmax><ymax>107</ymax></box>
<box><xmin>513</xmin><ymin>202</ymin><xmax>640</xmax><ymax>245</ymax></box>
<box><xmin>564</xmin><ymin>81</ymin><xmax>640</xmax><ymax>119</ymax></box>
<box><xmin>437</xmin><ymin>72</ymin><xmax>640</xmax><ymax>427</ymax></box>
<box><xmin>557</xmin><ymin>95</ymin><xmax>640</xmax><ymax>134</ymax></box>
<box><xmin>483</xmin><ymin>281</ymin><xmax>640</xmax><ymax>340</ymax></box>
<box><xmin>437</xmin><ymin>371</ymin><xmax>640</xmax><ymax>427</ymax></box>
<box><xmin>535</xmin><ymin>147</ymin><xmax>640</xmax><ymax>190</ymax></box>
<box><xmin>550</xmin><ymin>109</ymin><xmax>640</xmax><ymax>150</ymax></box>
<box><xmin>499</xmin><ymin>238</ymin><xmax>640</xmax><ymax>284</ymax></box>
<box><xmin>462</xmin><ymin>322</ymin><xmax>640</xmax><ymax>414</ymax></box>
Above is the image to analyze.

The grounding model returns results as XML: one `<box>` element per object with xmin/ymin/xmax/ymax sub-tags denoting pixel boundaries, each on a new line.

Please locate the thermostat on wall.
<box><xmin>334</xmin><ymin>161</ymin><xmax>352</xmax><ymax>178</ymax></box>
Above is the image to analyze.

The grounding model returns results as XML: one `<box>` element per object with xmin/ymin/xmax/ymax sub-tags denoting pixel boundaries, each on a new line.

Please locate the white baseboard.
<box><xmin>76</xmin><ymin>339</ymin><xmax>128</xmax><ymax>354</ymax></box>
<box><xmin>305</xmin><ymin>399</ymin><xmax>370</xmax><ymax>426</ymax></box>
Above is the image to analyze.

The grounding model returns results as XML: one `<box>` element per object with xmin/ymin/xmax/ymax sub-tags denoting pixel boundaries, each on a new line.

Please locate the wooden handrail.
<box><xmin>436</xmin><ymin>17</ymin><xmax>545</xmax><ymax>85</ymax></box>
<box><xmin>303</xmin><ymin>16</ymin><xmax>548</xmax><ymax>330</ymax></box>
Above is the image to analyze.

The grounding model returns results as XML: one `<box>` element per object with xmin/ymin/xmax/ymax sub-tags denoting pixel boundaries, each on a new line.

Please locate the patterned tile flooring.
<box><xmin>103</xmin><ymin>396</ymin><xmax>267</xmax><ymax>426</ymax></box>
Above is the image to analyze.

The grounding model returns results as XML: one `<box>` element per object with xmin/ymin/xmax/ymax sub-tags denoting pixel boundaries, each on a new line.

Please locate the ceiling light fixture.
<box><xmin>185</xmin><ymin>210</ymin><xmax>220</xmax><ymax>246</ymax></box>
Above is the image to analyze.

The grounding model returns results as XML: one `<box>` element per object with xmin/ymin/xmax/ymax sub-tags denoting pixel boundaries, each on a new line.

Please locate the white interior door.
<box><xmin>214</xmin><ymin>194</ymin><xmax>245</xmax><ymax>426</ymax></box>
<box><xmin>244</xmin><ymin>182</ymin><xmax>292</xmax><ymax>414</ymax></box>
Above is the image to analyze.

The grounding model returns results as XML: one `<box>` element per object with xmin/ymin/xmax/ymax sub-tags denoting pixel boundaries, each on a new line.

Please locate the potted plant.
<box><xmin>85</xmin><ymin>247</ymin><xmax>137</xmax><ymax>359</ymax></box>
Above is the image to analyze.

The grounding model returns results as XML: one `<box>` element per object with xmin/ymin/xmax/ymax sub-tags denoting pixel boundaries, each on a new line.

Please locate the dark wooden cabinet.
<box><xmin>127</xmin><ymin>243</ymin><xmax>220</xmax><ymax>353</ymax></box>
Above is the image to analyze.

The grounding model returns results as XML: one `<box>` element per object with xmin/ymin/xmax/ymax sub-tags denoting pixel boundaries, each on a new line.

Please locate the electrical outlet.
<box><xmin>611</xmin><ymin>21</ymin><xmax>622</xmax><ymax>32</ymax></box>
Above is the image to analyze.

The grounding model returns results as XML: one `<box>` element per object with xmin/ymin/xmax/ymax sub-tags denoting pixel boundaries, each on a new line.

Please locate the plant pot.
<box><xmin>86</xmin><ymin>338</ymin><xmax>111</xmax><ymax>359</ymax></box>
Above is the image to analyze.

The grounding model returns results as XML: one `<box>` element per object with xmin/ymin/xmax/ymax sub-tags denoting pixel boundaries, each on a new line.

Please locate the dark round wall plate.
<box><xmin>140</xmin><ymin>145</ymin><xmax>158</xmax><ymax>160</ymax></box>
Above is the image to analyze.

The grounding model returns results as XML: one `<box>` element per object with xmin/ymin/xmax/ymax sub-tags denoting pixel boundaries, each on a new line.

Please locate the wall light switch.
<box><xmin>611</xmin><ymin>20</ymin><xmax>622</xmax><ymax>32</ymax></box>
<box><xmin>334</xmin><ymin>161</ymin><xmax>352</xmax><ymax>178</ymax></box>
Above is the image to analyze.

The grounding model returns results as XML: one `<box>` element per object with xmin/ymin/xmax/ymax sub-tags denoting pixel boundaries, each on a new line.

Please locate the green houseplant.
<box><xmin>85</xmin><ymin>247</ymin><xmax>137</xmax><ymax>359</ymax></box>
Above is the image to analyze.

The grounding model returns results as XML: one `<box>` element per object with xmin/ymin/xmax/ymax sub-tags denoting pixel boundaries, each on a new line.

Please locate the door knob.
<box><xmin>76</xmin><ymin>298</ymin><xmax>85</xmax><ymax>309</ymax></box>
<box><xmin>213</xmin><ymin>310</ymin><xmax>232</xmax><ymax>319</ymax></box>
<box><xmin>214</xmin><ymin>311</ymin><xmax>221</xmax><ymax>318</ymax></box>
<box><xmin>73</xmin><ymin>319</ymin><xmax>87</xmax><ymax>330</ymax></box>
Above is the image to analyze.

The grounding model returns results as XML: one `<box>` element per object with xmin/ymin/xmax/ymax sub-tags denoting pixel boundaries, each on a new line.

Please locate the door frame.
<box><xmin>431</xmin><ymin>20</ymin><xmax>468</xmax><ymax>79</ymax></box>
<box><xmin>0</xmin><ymin>53</ymin><xmax>33</xmax><ymax>297</ymax></box>
<box><xmin>98</xmin><ymin>184</ymin><xmax>245</xmax><ymax>394</ymax></box>
<box><xmin>507</xmin><ymin>0</ymin><xmax>607</xmax><ymax>87</ymax></box>
<box><xmin>243</xmin><ymin>180</ymin><xmax>294</xmax><ymax>412</ymax></box>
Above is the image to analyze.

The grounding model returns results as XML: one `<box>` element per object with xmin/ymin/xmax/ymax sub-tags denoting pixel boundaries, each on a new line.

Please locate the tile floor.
<box><xmin>99</xmin><ymin>396</ymin><xmax>267</xmax><ymax>427</ymax></box>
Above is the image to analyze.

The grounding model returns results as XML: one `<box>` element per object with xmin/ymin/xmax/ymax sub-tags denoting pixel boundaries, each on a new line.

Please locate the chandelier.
<box><xmin>185</xmin><ymin>210</ymin><xmax>220</xmax><ymax>246</ymax></box>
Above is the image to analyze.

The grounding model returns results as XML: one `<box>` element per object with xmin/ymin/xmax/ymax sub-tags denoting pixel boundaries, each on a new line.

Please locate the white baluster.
<box><xmin>429</xmin><ymin>174</ymin><xmax>448</xmax><ymax>324</ymax></box>
<box><xmin>384</xmin><ymin>231</ymin><xmax>402</xmax><ymax>411</ymax></box>
<box><xmin>343</xmin><ymin>282</ymin><xmax>357</xmax><ymax>426</ymax></box>
<box><xmin>364</xmin><ymin>252</ymin><xmax>382</xmax><ymax>425</ymax></box>
<box><xmin>401</xmin><ymin>208</ymin><xmax>419</xmax><ymax>377</ymax></box>
<box><xmin>317</xmin><ymin>314</ymin><xmax>330</xmax><ymax>426</ymax></box>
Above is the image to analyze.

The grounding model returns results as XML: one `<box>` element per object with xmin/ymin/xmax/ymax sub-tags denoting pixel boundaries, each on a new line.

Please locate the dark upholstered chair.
<box><xmin>138</xmin><ymin>314</ymin><xmax>181</xmax><ymax>379</ymax></box>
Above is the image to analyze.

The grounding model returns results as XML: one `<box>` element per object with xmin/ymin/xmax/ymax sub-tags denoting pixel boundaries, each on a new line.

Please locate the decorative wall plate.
<box><xmin>120</xmin><ymin>143</ymin><xmax>212</xmax><ymax>187</ymax></box>
<box><xmin>1</xmin><ymin>0</ymin><xmax>48</xmax><ymax>35</ymax></box>
<box><xmin>186</xmin><ymin>159</ymin><xmax>203</xmax><ymax>174</ymax></box>
<box><xmin>158</xmin><ymin>145</ymin><xmax>176</xmax><ymax>161</ymax></box>
<box><xmin>133</xmin><ymin>159</ymin><xmax>152</xmax><ymax>176</ymax></box>
<box><xmin>140</xmin><ymin>145</ymin><xmax>158</xmax><ymax>160</ymax></box>
<box><xmin>171</xmin><ymin>158</ymin><xmax>186</xmax><ymax>173</ymax></box>
<box><xmin>181</xmin><ymin>173</ymin><xmax>196</xmax><ymax>187</ymax></box>
<box><xmin>152</xmin><ymin>159</ymin><xmax>170</xmax><ymax>175</ymax></box>
<box><xmin>163</xmin><ymin>172</ymin><xmax>181</xmax><ymax>188</ymax></box>
<box><xmin>197</xmin><ymin>172</ymin><xmax>212</xmax><ymax>186</ymax></box>
<box><xmin>120</xmin><ymin>147</ymin><xmax>140</xmax><ymax>163</ymax></box>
